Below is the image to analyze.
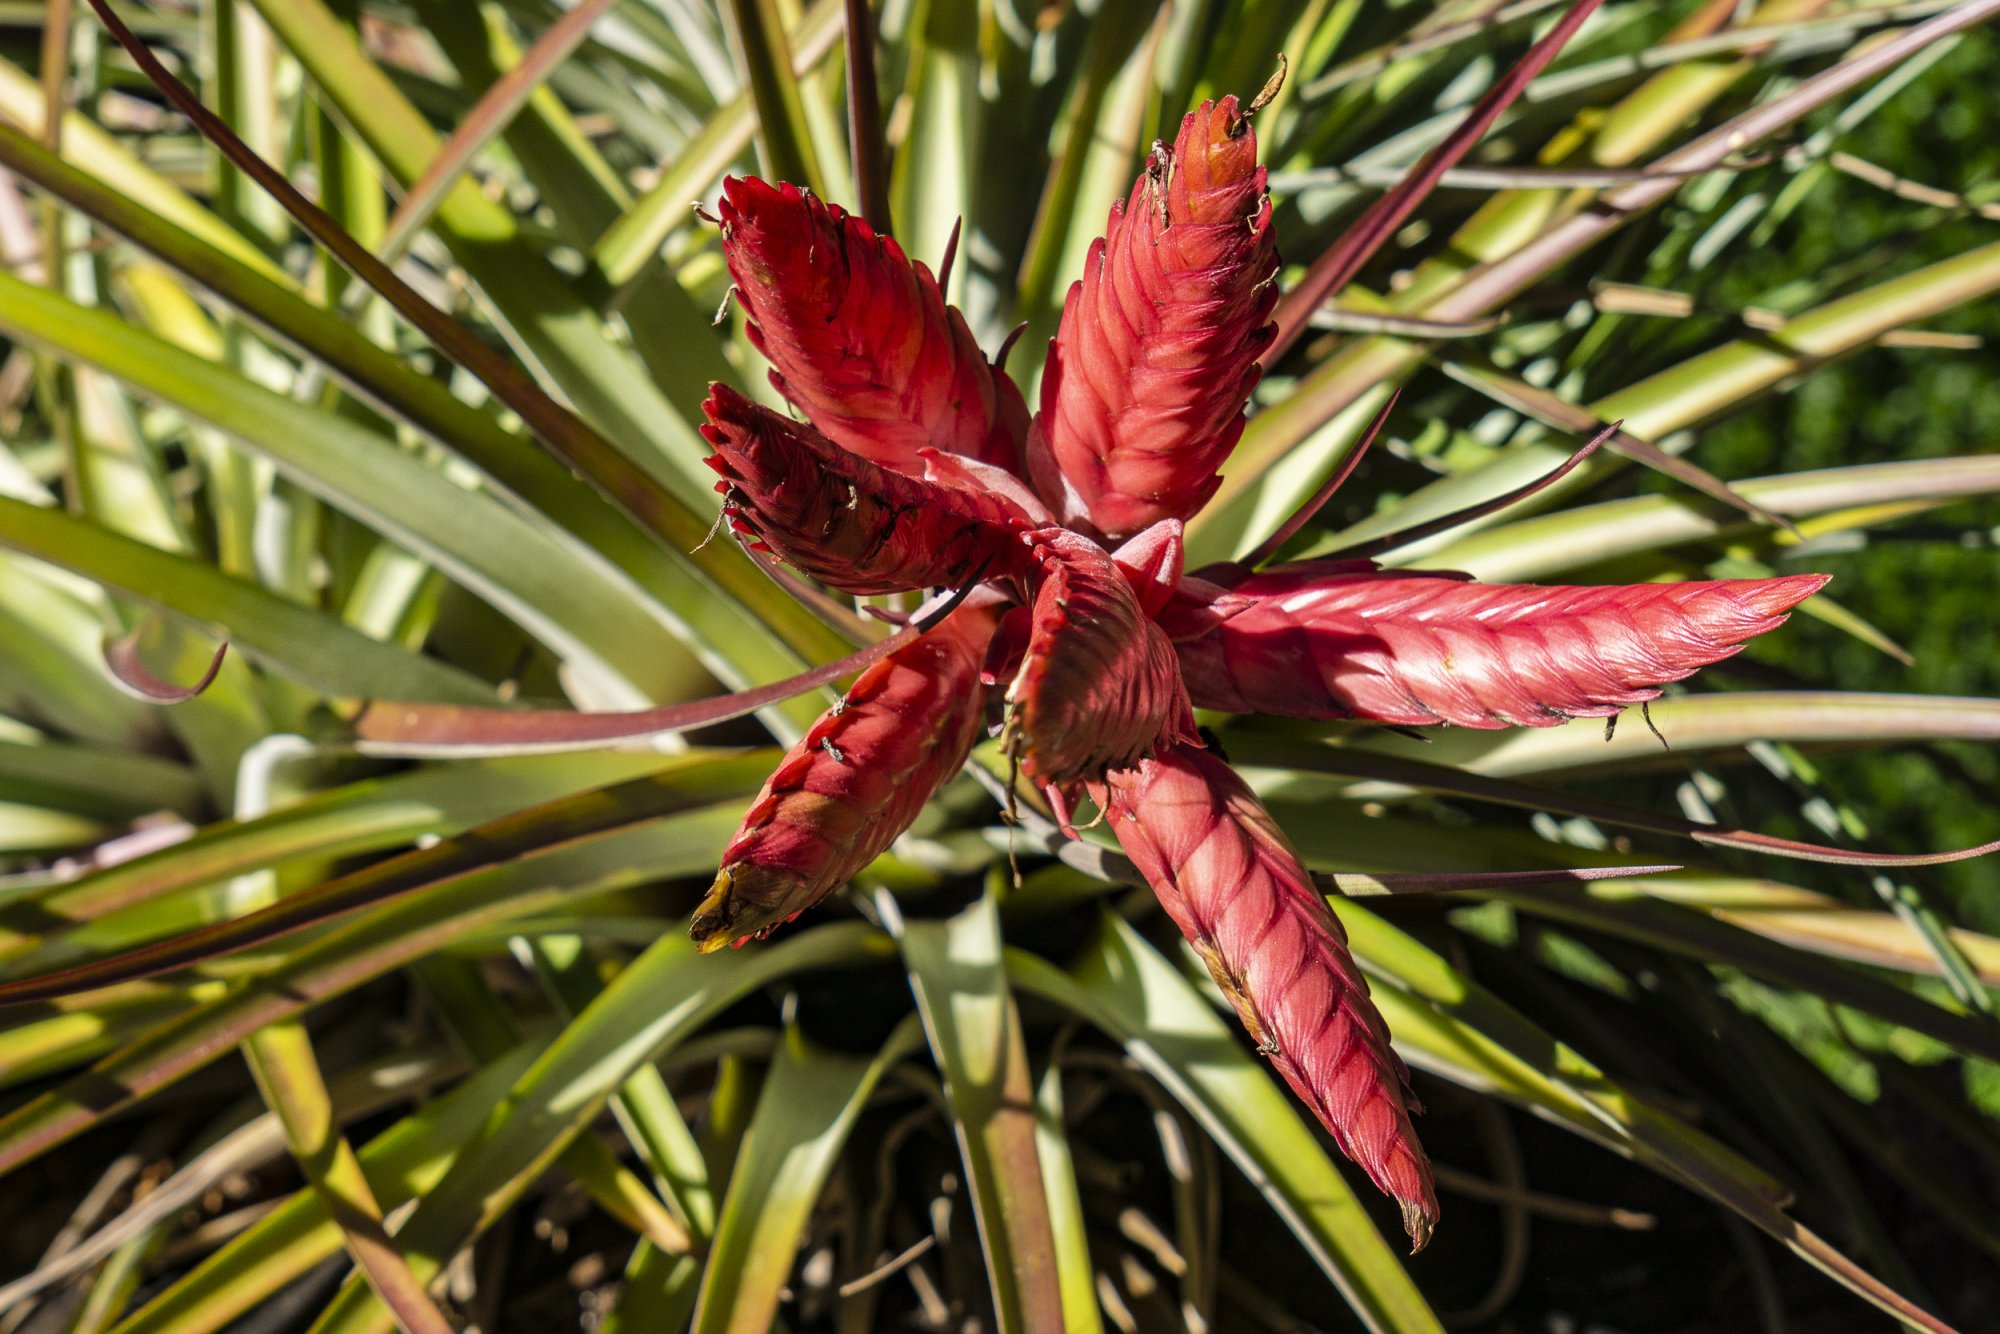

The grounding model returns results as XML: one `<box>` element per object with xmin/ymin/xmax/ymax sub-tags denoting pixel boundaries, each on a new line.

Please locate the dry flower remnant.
<box><xmin>692</xmin><ymin>93</ymin><xmax>1824</xmax><ymax>1248</ymax></box>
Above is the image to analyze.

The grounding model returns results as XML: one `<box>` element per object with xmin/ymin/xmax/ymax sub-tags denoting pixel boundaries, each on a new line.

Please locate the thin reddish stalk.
<box><xmin>1439</xmin><ymin>363</ymin><xmax>1798</xmax><ymax>533</ymax></box>
<box><xmin>381</xmin><ymin>0</ymin><xmax>618</xmax><ymax>264</ymax></box>
<box><xmin>1228</xmin><ymin>735</ymin><xmax>2000</xmax><ymax>869</ymax></box>
<box><xmin>842</xmin><ymin>0</ymin><xmax>891</xmax><ymax>232</ymax></box>
<box><xmin>1267</xmin><ymin>0</ymin><xmax>1608</xmax><ymax>361</ymax></box>
<box><xmin>1239</xmin><ymin>389</ymin><xmax>1399</xmax><ymax>567</ymax></box>
<box><xmin>353</xmin><ymin>582</ymin><xmax>986</xmax><ymax>756</ymax></box>
<box><xmin>1327</xmin><ymin>420</ymin><xmax>1615</xmax><ymax>560</ymax></box>
<box><xmin>1426</xmin><ymin>0</ymin><xmax>2000</xmax><ymax>324</ymax></box>
<box><xmin>77</xmin><ymin>0</ymin><xmax>698</xmax><ymax>553</ymax></box>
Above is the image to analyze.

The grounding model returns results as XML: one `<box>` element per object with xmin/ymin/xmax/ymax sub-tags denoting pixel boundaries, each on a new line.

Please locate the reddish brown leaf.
<box><xmin>1329</xmin><ymin>420</ymin><xmax>1614</xmax><ymax>561</ymax></box>
<box><xmin>353</xmin><ymin>584</ymin><xmax>989</xmax><ymax>756</ymax></box>
<box><xmin>102</xmin><ymin>629</ymin><xmax>228</xmax><ymax>704</ymax></box>
<box><xmin>1240</xmin><ymin>389</ymin><xmax>1400</xmax><ymax>568</ymax></box>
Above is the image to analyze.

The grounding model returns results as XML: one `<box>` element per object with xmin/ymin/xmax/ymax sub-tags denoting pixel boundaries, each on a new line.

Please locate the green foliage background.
<box><xmin>0</xmin><ymin>1</ymin><xmax>1997</xmax><ymax>1329</ymax></box>
<box><xmin>1691</xmin><ymin>31</ymin><xmax>2000</xmax><ymax>923</ymax></box>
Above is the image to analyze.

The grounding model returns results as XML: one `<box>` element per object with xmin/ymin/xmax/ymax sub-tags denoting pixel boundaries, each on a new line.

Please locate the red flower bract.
<box><xmin>1099</xmin><ymin>744</ymin><xmax>1439</xmax><ymax>1250</ymax></box>
<box><xmin>1003</xmin><ymin>527</ymin><xmax>1196</xmax><ymax>792</ymax></box>
<box><xmin>1175</xmin><ymin>565</ymin><xmax>1831</xmax><ymax>727</ymax></box>
<box><xmin>693</xmin><ymin>85</ymin><xmax>1827</xmax><ymax>1246</ymax></box>
<box><xmin>691</xmin><ymin>604</ymin><xmax>1000</xmax><ymax>952</ymax></box>
<box><xmin>701</xmin><ymin>383</ymin><xmax>1035</xmax><ymax>596</ymax></box>
<box><xmin>718</xmin><ymin>177</ymin><xmax>1028</xmax><ymax>477</ymax></box>
<box><xmin>1027</xmin><ymin>95</ymin><xmax>1279</xmax><ymax>540</ymax></box>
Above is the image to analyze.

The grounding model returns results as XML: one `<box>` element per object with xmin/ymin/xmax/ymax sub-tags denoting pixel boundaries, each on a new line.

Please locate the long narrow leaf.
<box><xmin>0</xmin><ymin>752</ymin><xmax>689</xmax><ymax>966</ymax></box>
<box><xmin>0</xmin><ymin>758</ymin><xmax>767</xmax><ymax>1008</ymax></box>
<box><xmin>107</xmin><ymin>1041</ymin><xmax>547</xmax><ymax>1334</ymax></box>
<box><xmin>1327</xmin><ymin>901</ymin><xmax>1959</xmax><ymax>1334</ymax></box>
<box><xmin>1440</xmin><ymin>362</ymin><xmax>1798</xmax><ymax>533</ymax></box>
<box><xmin>1267</xmin><ymin>0</ymin><xmax>1608</xmax><ymax>358</ymax></box>
<box><xmin>302</xmin><ymin>923</ymin><xmax>889</xmax><ymax>1334</ymax></box>
<box><xmin>689</xmin><ymin>1017</ymin><xmax>923</xmax><ymax>1332</ymax></box>
<box><xmin>0</xmin><ymin>121</ymin><xmax>823</xmax><ymax>720</ymax></box>
<box><xmin>91</xmin><ymin>0</ymin><xmax>852</xmax><ymax>680</ymax></box>
<box><xmin>888</xmin><ymin>884</ymin><xmax>1065</xmax><ymax>1332</ymax></box>
<box><xmin>352</xmin><ymin>601</ymin><xmax>979</xmax><ymax>756</ymax></box>
<box><xmin>1428</xmin><ymin>455</ymin><xmax>2000</xmax><ymax>580</ymax></box>
<box><xmin>0</xmin><ymin>785</ymin><xmax>759</xmax><ymax>1177</ymax></box>
<box><xmin>590</xmin><ymin>0</ymin><xmax>844</xmax><ymax>289</ymax></box>
<box><xmin>1353</xmin><ymin>690</ymin><xmax>2000</xmax><ymax>780</ymax></box>
<box><xmin>381</xmin><ymin>0</ymin><xmax>621</xmax><ymax>263</ymax></box>
<box><xmin>0</xmin><ymin>496</ymin><xmax>490</xmax><ymax>703</ymax></box>
<box><xmin>1008</xmin><ymin>916</ymin><xmax>1443</xmax><ymax>1334</ymax></box>
<box><xmin>0</xmin><ymin>267</ymin><xmax>686</xmax><ymax>704</ymax></box>
<box><xmin>1231</xmin><ymin>733</ymin><xmax>2000</xmax><ymax>867</ymax></box>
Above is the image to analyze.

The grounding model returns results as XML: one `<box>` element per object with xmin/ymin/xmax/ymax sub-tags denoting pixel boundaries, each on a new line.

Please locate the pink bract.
<box><xmin>1027</xmin><ymin>95</ymin><xmax>1279</xmax><ymax>541</ymax></box>
<box><xmin>1100</xmin><ymin>744</ymin><xmax>1439</xmax><ymax>1249</ymax></box>
<box><xmin>1175</xmin><ymin>565</ymin><xmax>1830</xmax><ymax>727</ymax></box>
<box><xmin>692</xmin><ymin>603</ymin><xmax>1000</xmax><ymax>951</ymax></box>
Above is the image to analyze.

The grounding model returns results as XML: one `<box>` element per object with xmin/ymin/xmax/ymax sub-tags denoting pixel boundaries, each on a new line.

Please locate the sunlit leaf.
<box><xmin>689</xmin><ymin>1017</ymin><xmax>923</xmax><ymax>1333</ymax></box>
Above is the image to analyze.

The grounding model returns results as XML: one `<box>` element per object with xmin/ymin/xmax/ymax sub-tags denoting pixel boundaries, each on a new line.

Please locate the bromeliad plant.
<box><xmin>688</xmin><ymin>100</ymin><xmax>1829</xmax><ymax>1247</ymax></box>
<box><xmin>4</xmin><ymin>0</ymin><xmax>2000</xmax><ymax>1330</ymax></box>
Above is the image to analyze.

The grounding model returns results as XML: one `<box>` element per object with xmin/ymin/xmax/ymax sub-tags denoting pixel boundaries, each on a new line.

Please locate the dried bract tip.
<box><xmin>690</xmin><ymin>867</ymin><xmax>767</xmax><ymax>953</ymax></box>
<box><xmin>1247</xmin><ymin>54</ymin><xmax>1287</xmax><ymax>116</ymax></box>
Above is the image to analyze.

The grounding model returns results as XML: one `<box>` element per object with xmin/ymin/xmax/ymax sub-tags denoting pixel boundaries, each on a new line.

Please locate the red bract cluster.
<box><xmin>694</xmin><ymin>95</ymin><xmax>1824</xmax><ymax>1248</ymax></box>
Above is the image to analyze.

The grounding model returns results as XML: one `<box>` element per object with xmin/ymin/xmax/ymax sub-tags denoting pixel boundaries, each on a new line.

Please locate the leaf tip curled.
<box><xmin>102</xmin><ymin>629</ymin><xmax>229</xmax><ymax>704</ymax></box>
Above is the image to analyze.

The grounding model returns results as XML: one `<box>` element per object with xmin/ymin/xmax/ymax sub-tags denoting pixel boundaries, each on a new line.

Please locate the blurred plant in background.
<box><xmin>0</xmin><ymin>0</ymin><xmax>1997</xmax><ymax>1330</ymax></box>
